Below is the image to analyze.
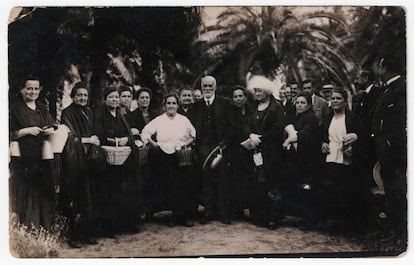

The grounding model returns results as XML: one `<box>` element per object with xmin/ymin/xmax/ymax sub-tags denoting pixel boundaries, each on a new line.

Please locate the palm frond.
<box><xmin>241</xmin><ymin>6</ymin><xmax>258</xmax><ymax>20</ymax></box>
<box><xmin>205</xmin><ymin>25</ymin><xmax>225</xmax><ymax>31</ymax></box>
<box><xmin>304</xmin><ymin>51</ymin><xmax>355</xmax><ymax>93</ymax></box>
<box><xmin>305</xmin><ymin>54</ymin><xmax>347</xmax><ymax>88</ymax></box>
<box><xmin>200</xmin><ymin>6</ymin><xmax>355</xmax><ymax>87</ymax></box>
<box><xmin>217</xmin><ymin>8</ymin><xmax>253</xmax><ymax>24</ymax></box>
<box><xmin>302</xmin><ymin>12</ymin><xmax>350</xmax><ymax>35</ymax></box>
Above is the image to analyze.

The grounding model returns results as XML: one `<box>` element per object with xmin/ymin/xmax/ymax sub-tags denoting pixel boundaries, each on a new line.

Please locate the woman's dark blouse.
<box><xmin>291</xmin><ymin>108</ymin><xmax>320</xmax><ymax>157</ymax></box>
<box><xmin>129</xmin><ymin>108</ymin><xmax>157</xmax><ymax>131</ymax></box>
<box><xmin>93</xmin><ymin>107</ymin><xmax>130</xmax><ymax>146</ymax></box>
<box><xmin>254</xmin><ymin>110</ymin><xmax>266</xmax><ymax>134</ymax></box>
<box><xmin>245</xmin><ymin>97</ymin><xmax>285</xmax><ymax>184</ymax></box>
<box><xmin>247</xmin><ymin>97</ymin><xmax>285</xmax><ymax>146</ymax></box>
<box><xmin>10</xmin><ymin>99</ymin><xmax>54</xmax><ymax>158</ymax></box>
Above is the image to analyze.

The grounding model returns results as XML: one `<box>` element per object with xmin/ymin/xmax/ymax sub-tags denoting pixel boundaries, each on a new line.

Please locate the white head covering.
<box><xmin>246</xmin><ymin>74</ymin><xmax>279</xmax><ymax>98</ymax></box>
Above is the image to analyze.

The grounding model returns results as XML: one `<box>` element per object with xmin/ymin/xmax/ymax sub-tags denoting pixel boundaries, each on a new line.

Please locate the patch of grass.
<box><xmin>9</xmin><ymin>213</ymin><xmax>67</xmax><ymax>258</ymax></box>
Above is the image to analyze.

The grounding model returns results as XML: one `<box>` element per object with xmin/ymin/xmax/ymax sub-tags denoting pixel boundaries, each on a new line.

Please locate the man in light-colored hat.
<box><xmin>320</xmin><ymin>83</ymin><xmax>335</xmax><ymax>101</ymax></box>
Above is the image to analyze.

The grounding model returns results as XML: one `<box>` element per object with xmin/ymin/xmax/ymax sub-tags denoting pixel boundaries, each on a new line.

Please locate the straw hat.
<box><xmin>372</xmin><ymin>161</ymin><xmax>385</xmax><ymax>195</ymax></box>
<box><xmin>202</xmin><ymin>145</ymin><xmax>225</xmax><ymax>170</ymax></box>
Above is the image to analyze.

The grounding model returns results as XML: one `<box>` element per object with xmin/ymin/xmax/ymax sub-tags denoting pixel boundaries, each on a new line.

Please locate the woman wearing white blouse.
<box><xmin>320</xmin><ymin>88</ymin><xmax>370</xmax><ymax>232</ymax></box>
<box><xmin>321</xmin><ymin>90</ymin><xmax>358</xmax><ymax>166</ymax></box>
<box><xmin>141</xmin><ymin>94</ymin><xmax>196</xmax><ymax>227</ymax></box>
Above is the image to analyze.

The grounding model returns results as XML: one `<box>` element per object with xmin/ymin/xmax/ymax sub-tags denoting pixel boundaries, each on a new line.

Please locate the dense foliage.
<box><xmin>9</xmin><ymin>7</ymin><xmax>202</xmax><ymax>116</ymax></box>
<box><xmin>8</xmin><ymin>6</ymin><xmax>406</xmax><ymax>116</ymax></box>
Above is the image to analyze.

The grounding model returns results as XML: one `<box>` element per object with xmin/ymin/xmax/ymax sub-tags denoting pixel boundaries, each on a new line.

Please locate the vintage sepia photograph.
<box><xmin>5</xmin><ymin>4</ymin><xmax>408</xmax><ymax>259</ymax></box>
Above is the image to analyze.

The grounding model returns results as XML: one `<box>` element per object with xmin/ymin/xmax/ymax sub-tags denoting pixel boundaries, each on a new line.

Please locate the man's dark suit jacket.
<box><xmin>188</xmin><ymin>96</ymin><xmax>235</xmax><ymax>148</ymax></box>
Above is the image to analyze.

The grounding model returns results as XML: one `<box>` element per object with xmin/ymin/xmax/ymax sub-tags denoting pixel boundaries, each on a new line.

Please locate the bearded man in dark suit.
<box><xmin>188</xmin><ymin>76</ymin><xmax>236</xmax><ymax>225</ymax></box>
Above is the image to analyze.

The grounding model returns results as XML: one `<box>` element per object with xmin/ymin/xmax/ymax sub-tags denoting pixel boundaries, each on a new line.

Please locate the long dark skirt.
<box><xmin>9</xmin><ymin>157</ymin><xmax>55</xmax><ymax>230</ymax></box>
<box><xmin>320</xmin><ymin>163</ymin><xmax>361</xmax><ymax>224</ymax></box>
<box><xmin>228</xmin><ymin>148</ymin><xmax>251</xmax><ymax>217</ymax></box>
<box><xmin>97</xmin><ymin>154</ymin><xmax>142</xmax><ymax>233</ymax></box>
<box><xmin>149</xmin><ymin>148</ymin><xmax>197</xmax><ymax>220</ymax></box>
<box><xmin>280</xmin><ymin>150</ymin><xmax>319</xmax><ymax>220</ymax></box>
<box><xmin>247</xmin><ymin>162</ymin><xmax>286</xmax><ymax>227</ymax></box>
<box><xmin>145</xmin><ymin>146</ymin><xmax>171</xmax><ymax>211</ymax></box>
<box><xmin>247</xmin><ymin>178</ymin><xmax>271</xmax><ymax>226</ymax></box>
<box><xmin>59</xmin><ymin>161</ymin><xmax>97</xmax><ymax>240</ymax></box>
<box><xmin>59</xmin><ymin>138</ymin><xmax>105</xmax><ymax>240</ymax></box>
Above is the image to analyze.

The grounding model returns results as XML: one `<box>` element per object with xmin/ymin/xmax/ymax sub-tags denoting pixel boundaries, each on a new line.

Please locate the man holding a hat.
<box><xmin>188</xmin><ymin>76</ymin><xmax>237</xmax><ymax>225</ymax></box>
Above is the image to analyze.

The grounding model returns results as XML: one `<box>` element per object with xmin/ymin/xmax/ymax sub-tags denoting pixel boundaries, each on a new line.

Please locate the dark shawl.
<box><xmin>61</xmin><ymin>103</ymin><xmax>94</xmax><ymax>138</ymax></box>
<box><xmin>294</xmin><ymin>108</ymin><xmax>321</xmax><ymax>160</ymax></box>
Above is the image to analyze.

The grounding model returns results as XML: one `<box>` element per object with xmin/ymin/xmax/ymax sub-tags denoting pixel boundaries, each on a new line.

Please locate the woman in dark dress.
<box><xmin>129</xmin><ymin>87</ymin><xmax>160</xmax><ymax>218</ymax></box>
<box><xmin>282</xmin><ymin>92</ymin><xmax>321</xmax><ymax>227</ymax></box>
<box><xmin>93</xmin><ymin>87</ymin><xmax>142</xmax><ymax>234</ymax></box>
<box><xmin>60</xmin><ymin>81</ymin><xmax>101</xmax><ymax>246</ymax></box>
<box><xmin>241</xmin><ymin>79</ymin><xmax>285</xmax><ymax>229</ymax></box>
<box><xmin>118</xmin><ymin>86</ymin><xmax>142</xmax><ymax>139</ymax></box>
<box><xmin>9</xmin><ymin>75</ymin><xmax>56</xmax><ymax>229</ymax></box>
<box><xmin>230</xmin><ymin>85</ymin><xmax>254</xmax><ymax>218</ymax></box>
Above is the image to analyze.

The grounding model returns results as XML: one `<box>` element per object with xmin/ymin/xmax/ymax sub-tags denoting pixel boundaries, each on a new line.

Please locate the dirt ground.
<box><xmin>57</xmin><ymin>211</ymin><xmax>391</xmax><ymax>258</ymax></box>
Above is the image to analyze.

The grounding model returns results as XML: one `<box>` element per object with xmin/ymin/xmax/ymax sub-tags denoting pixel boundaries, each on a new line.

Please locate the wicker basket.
<box><xmin>101</xmin><ymin>145</ymin><xmax>132</xmax><ymax>165</ymax></box>
<box><xmin>176</xmin><ymin>147</ymin><xmax>193</xmax><ymax>167</ymax></box>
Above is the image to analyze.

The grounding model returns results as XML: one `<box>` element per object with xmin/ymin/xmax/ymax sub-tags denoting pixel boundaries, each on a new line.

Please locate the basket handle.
<box><xmin>115</xmin><ymin>137</ymin><xmax>118</xmax><ymax>148</ymax></box>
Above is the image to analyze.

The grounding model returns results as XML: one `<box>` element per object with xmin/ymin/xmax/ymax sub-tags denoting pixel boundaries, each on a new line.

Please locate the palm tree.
<box><xmin>198</xmin><ymin>6</ymin><xmax>355</xmax><ymax>91</ymax></box>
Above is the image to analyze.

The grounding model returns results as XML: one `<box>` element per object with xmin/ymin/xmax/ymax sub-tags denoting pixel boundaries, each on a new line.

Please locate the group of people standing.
<box><xmin>9</xmin><ymin>55</ymin><xmax>406</xmax><ymax>249</ymax></box>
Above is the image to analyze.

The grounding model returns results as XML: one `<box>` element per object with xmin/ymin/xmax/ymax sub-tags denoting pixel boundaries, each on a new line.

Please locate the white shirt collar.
<box><xmin>386</xmin><ymin>75</ymin><xmax>401</xmax><ymax>86</ymax></box>
<box><xmin>204</xmin><ymin>94</ymin><xmax>215</xmax><ymax>105</ymax></box>
<box><xmin>365</xmin><ymin>83</ymin><xmax>374</xmax><ymax>94</ymax></box>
